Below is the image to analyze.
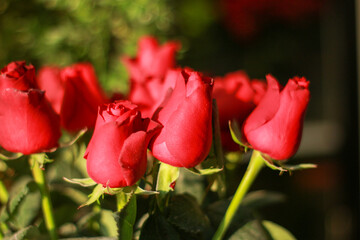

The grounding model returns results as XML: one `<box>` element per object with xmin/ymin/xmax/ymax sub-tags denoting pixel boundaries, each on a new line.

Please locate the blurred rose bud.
<box><xmin>0</xmin><ymin>61</ymin><xmax>61</xmax><ymax>154</ymax></box>
<box><xmin>123</xmin><ymin>36</ymin><xmax>180</xmax><ymax>118</ymax></box>
<box><xmin>213</xmin><ymin>71</ymin><xmax>266</xmax><ymax>150</ymax></box>
<box><xmin>123</xmin><ymin>36</ymin><xmax>180</xmax><ymax>82</ymax></box>
<box><xmin>37</xmin><ymin>63</ymin><xmax>108</xmax><ymax>132</ymax></box>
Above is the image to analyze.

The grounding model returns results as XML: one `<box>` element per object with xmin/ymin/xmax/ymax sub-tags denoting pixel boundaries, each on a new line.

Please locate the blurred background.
<box><xmin>0</xmin><ymin>0</ymin><xmax>358</xmax><ymax>239</ymax></box>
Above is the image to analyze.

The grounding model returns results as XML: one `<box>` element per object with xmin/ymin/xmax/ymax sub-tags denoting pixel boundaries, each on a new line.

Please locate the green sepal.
<box><xmin>59</xmin><ymin>128</ymin><xmax>88</xmax><ymax>148</ymax></box>
<box><xmin>78</xmin><ymin>184</ymin><xmax>106</xmax><ymax>209</ymax></box>
<box><xmin>63</xmin><ymin>177</ymin><xmax>97</xmax><ymax>187</ymax></box>
<box><xmin>134</xmin><ymin>186</ymin><xmax>159</xmax><ymax>195</ymax></box>
<box><xmin>228</xmin><ymin>120</ymin><xmax>249</xmax><ymax>151</ymax></box>
<box><xmin>261</xmin><ymin>154</ymin><xmax>317</xmax><ymax>174</ymax></box>
<box><xmin>156</xmin><ymin>162</ymin><xmax>179</xmax><ymax>193</ymax></box>
<box><xmin>0</xmin><ymin>150</ymin><xmax>23</xmax><ymax>161</ymax></box>
<box><xmin>78</xmin><ymin>183</ymin><xmax>140</xmax><ymax>209</ymax></box>
<box><xmin>281</xmin><ymin>163</ymin><xmax>317</xmax><ymax>171</ymax></box>
<box><xmin>185</xmin><ymin>167</ymin><xmax>223</xmax><ymax>176</ymax></box>
<box><xmin>30</xmin><ymin>153</ymin><xmax>53</xmax><ymax>169</ymax></box>
<box><xmin>156</xmin><ymin>162</ymin><xmax>180</xmax><ymax>211</ymax></box>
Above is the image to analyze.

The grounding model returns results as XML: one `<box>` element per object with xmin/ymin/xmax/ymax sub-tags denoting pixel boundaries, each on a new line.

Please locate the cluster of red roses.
<box><xmin>0</xmin><ymin>36</ymin><xmax>310</xmax><ymax>189</ymax></box>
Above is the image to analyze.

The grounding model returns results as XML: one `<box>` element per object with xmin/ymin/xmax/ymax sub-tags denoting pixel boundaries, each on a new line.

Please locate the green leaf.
<box><xmin>3</xmin><ymin>225</ymin><xmax>40</xmax><ymax>240</ymax></box>
<box><xmin>242</xmin><ymin>190</ymin><xmax>286</xmax><ymax>209</ymax></box>
<box><xmin>114</xmin><ymin>194</ymin><xmax>137</xmax><ymax>240</ymax></box>
<box><xmin>263</xmin><ymin>220</ymin><xmax>296</xmax><ymax>240</ymax></box>
<box><xmin>174</xmin><ymin>168</ymin><xmax>205</xmax><ymax>203</ymax></box>
<box><xmin>228</xmin><ymin>219</ymin><xmax>270</xmax><ymax>240</ymax></box>
<box><xmin>228</xmin><ymin>220</ymin><xmax>297</xmax><ymax>240</ymax></box>
<box><xmin>206</xmin><ymin>198</ymin><xmax>254</xmax><ymax>235</ymax></box>
<box><xmin>79</xmin><ymin>184</ymin><xmax>106</xmax><ymax>208</ymax></box>
<box><xmin>0</xmin><ymin>181</ymin><xmax>39</xmax><ymax>225</ymax></box>
<box><xmin>167</xmin><ymin>194</ymin><xmax>211</xmax><ymax>237</ymax></box>
<box><xmin>140</xmin><ymin>213</ymin><xmax>181</xmax><ymax>240</ymax></box>
<box><xmin>99</xmin><ymin>210</ymin><xmax>118</xmax><ymax>237</ymax></box>
<box><xmin>63</xmin><ymin>177</ymin><xmax>97</xmax><ymax>187</ymax></box>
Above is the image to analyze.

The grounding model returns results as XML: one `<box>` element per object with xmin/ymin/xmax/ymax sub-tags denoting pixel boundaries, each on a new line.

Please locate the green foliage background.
<box><xmin>0</xmin><ymin>0</ymin><xmax>178</xmax><ymax>93</ymax></box>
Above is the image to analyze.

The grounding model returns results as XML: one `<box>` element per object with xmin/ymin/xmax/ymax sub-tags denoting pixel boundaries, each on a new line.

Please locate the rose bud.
<box><xmin>213</xmin><ymin>71</ymin><xmax>266</xmax><ymax>150</ymax></box>
<box><xmin>0</xmin><ymin>61</ymin><xmax>37</xmax><ymax>91</ymax></box>
<box><xmin>122</xmin><ymin>36</ymin><xmax>180</xmax><ymax>82</ymax></box>
<box><xmin>37</xmin><ymin>63</ymin><xmax>108</xmax><ymax>132</ymax></box>
<box><xmin>84</xmin><ymin>101</ymin><xmax>161</xmax><ymax>188</ymax></box>
<box><xmin>150</xmin><ymin>69</ymin><xmax>213</xmax><ymax>168</ymax></box>
<box><xmin>123</xmin><ymin>36</ymin><xmax>180</xmax><ymax>118</ymax></box>
<box><xmin>242</xmin><ymin>75</ymin><xmax>310</xmax><ymax>160</ymax></box>
<box><xmin>0</xmin><ymin>61</ymin><xmax>61</xmax><ymax>154</ymax></box>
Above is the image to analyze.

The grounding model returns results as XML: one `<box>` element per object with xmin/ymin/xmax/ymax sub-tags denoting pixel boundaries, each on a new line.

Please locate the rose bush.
<box><xmin>242</xmin><ymin>74</ymin><xmax>310</xmax><ymax>160</ymax></box>
<box><xmin>84</xmin><ymin>100</ymin><xmax>161</xmax><ymax>188</ymax></box>
<box><xmin>37</xmin><ymin>63</ymin><xmax>108</xmax><ymax>132</ymax></box>
<box><xmin>0</xmin><ymin>61</ymin><xmax>61</xmax><ymax>155</ymax></box>
<box><xmin>150</xmin><ymin>68</ymin><xmax>213</xmax><ymax>168</ymax></box>
<box><xmin>213</xmin><ymin>71</ymin><xmax>266</xmax><ymax>150</ymax></box>
<box><xmin>123</xmin><ymin>36</ymin><xmax>180</xmax><ymax>117</ymax></box>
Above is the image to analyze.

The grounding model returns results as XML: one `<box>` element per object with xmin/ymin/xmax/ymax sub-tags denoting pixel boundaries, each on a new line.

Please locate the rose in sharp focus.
<box><xmin>37</xmin><ymin>63</ymin><xmax>108</xmax><ymax>132</ymax></box>
<box><xmin>242</xmin><ymin>74</ymin><xmax>310</xmax><ymax>160</ymax></box>
<box><xmin>84</xmin><ymin>100</ymin><xmax>161</xmax><ymax>188</ymax></box>
<box><xmin>0</xmin><ymin>61</ymin><xmax>61</xmax><ymax>154</ymax></box>
<box><xmin>150</xmin><ymin>68</ymin><xmax>213</xmax><ymax>168</ymax></box>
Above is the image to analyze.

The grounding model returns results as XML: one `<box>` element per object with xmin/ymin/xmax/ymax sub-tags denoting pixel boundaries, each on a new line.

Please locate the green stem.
<box><xmin>212</xmin><ymin>150</ymin><xmax>265</xmax><ymax>240</ymax></box>
<box><xmin>0</xmin><ymin>180</ymin><xmax>9</xmax><ymax>205</ymax></box>
<box><xmin>29</xmin><ymin>155</ymin><xmax>58</xmax><ymax>240</ymax></box>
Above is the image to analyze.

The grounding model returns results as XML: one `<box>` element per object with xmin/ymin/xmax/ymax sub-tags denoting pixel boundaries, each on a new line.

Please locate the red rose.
<box><xmin>128</xmin><ymin>68</ymin><xmax>180</xmax><ymax>118</ymax></box>
<box><xmin>0</xmin><ymin>61</ymin><xmax>61</xmax><ymax>154</ymax></box>
<box><xmin>84</xmin><ymin>101</ymin><xmax>161</xmax><ymax>188</ymax></box>
<box><xmin>213</xmin><ymin>71</ymin><xmax>266</xmax><ymax>150</ymax></box>
<box><xmin>37</xmin><ymin>63</ymin><xmax>108</xmax><ymax>132</ymax></box>
<box><xmin>123</xmin><ymin>36</ymin><xmax>180</xmax><ymax>82</ymax></box>
<box><xmin>242</xmin><ymin>75</ymin><xmax>310</xmax><ymax>160</ymax></box>
<box><xmin>150</xmin><ymin>69</ymin><xmax>213</xmax><ymax>168</ymax></box>
<box><xmin>123</xmin><ymin>36</ymin><xmax>180</xmax><ymax>118</ymax></box>
<box><xmin>0</xmin><ymin>61</ymin><xmax>37</xmax><ymax>91</ymax></box>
